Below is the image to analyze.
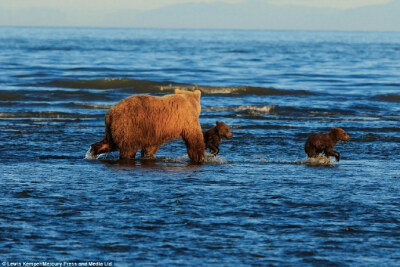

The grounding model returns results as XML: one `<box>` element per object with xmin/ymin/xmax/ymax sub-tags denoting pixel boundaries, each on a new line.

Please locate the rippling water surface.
<box><xmin>1</xmin><ymin>27</ymin><xmax>400</xmax><ymax>265</ymax></box>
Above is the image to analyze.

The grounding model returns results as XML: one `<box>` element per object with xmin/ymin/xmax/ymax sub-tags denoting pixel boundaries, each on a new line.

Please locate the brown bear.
<box><xmin>304</xmin><ymin>127</ymin><xmax>350</xmax><ymax>161</ymax></box>
<box><xmin>203</xmin><ymin>121</ymin><xmax>233</xmax><ymax>156</ymax></box>
<box><xmin>90</xmin><ymin>89</ymin><xmax>205</xmax><ymax>163</ymax></box>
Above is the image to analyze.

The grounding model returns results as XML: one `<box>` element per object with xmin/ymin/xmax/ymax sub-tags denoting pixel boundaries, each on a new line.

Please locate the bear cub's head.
<box><xmin>331</xmin><ymin>127</ymin><xmax>350</xmax><ymax>142</ymax></box>
<box><xmin>216</xmin><ymin>121</ymin><xmax>233</xmax><ymax>139</ymax></box>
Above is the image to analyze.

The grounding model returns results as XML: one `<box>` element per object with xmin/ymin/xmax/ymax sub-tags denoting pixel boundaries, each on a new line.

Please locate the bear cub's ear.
<box><xmin>331</xmin><ymin>127</ymin><xmax>340</xmax><ymax>134</ymax></box>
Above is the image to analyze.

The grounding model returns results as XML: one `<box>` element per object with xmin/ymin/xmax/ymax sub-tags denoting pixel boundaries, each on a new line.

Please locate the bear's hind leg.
<box><xmin>120</xmin><ymin>146</ymin><xmax>138</xmax><ymax>160</ymax></box>
<box><xmin>141</xmin><ymin>145</ymin><xmax>160</xmax><ymax>159</ymax></box>
<box><xmin>306</xmin><ymin>146</ymin><xmax>318</xmax><ymax>158</ymax></box>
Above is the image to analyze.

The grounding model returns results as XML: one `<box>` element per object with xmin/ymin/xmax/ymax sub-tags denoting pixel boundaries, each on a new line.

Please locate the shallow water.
<box><xmin>1</xmin><ymin>27</ymin><xmax>400</xmax><ymax>265</ymax></box>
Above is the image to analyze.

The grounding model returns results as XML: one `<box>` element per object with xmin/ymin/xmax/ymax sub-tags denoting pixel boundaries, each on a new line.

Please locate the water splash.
<box><xmin>301</xmin><ymin>154</ymin><xmax>334</xmax><ymax>166</ymax></box>
<box><xmin>84</xmin><ymin>147</ymin><xmax>109</xmax><ymax>160</ymax></box>
<box><xmin>253</xmin><ymin>155</ymin><xmax>300</xmax><ymax>165</ymax></box>
<box><xmin>84</xmin><ymin>147</ymin><xmax>96</xmax><ymax>160</ymax></box>
<box><xmin>254</xmin><ymin>154</ymin><xmax>335</xmax><ymax>166</ymax></box>
<box><xmin>160</xmin><ymin>155</ymin><xmax>190</xmax><ymax>163</ymax></box>
<box><xmin>160</xmin><ymin>154</ymin><xmax>228</xmax><ymax>164</ymax></box>
<box><xmin>205</xmin><ymin>153</ymin><xmax>228</xmax><ymax>164</ymax></box>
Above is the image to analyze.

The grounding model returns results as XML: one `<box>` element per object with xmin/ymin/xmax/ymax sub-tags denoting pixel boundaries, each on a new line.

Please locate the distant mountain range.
<box><xmin>1</xmin><ymin>0</ymin><xmax>399</xmax><ymax>31</ymax></box>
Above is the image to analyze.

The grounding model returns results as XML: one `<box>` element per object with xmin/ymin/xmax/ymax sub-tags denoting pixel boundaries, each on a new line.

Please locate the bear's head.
<box><xmin>331</xmin><ymin>127</ymin><xmax>350</xmax><ymax>142</ymax></box>
<box><xmin>174</xmin><ymin>89</ymin><xmax>202</xmax><ymax>114</ymax></box>
<box><xmin>216</xmin><ymin>121</ymin><xmax>233</xmax><ymax>139</ymax></box>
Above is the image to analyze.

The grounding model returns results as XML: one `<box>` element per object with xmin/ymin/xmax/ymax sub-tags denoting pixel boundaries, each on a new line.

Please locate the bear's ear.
<box><xmin>175</xmin><ymin>89</ymin><xmax>201</xmax><ymax>99</ymax></box>
<box><xmin>331</xmin><ymin>127</ymin><xmax>338</xmax><ymax>137</ymax></box>
<box><xmin>193</xmin><ymin>89</ymin><xmax>201</xmax><ymax>98</ymax></box>
<box><xmin>191</xmin><ymin>90</ymin><xmax>201</xmax><ymax>102</ymax></box>
<box><xmin>216</xmin><ymin>121</ymin><xmax>220</xmax><ymax>126</ymax></box>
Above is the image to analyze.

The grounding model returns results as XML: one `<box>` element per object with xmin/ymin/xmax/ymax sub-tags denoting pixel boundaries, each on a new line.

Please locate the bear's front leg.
<box><xmin>182</xmin><ymin>128</ymin><xmax>205</xmax><ymax>163</ymax></box>
<box><xmin>209</xmin><ymin>145</ymin><xmax>219</xmax><ymax>156</ymax></box>
<box><xmin>333</xmin><ymin>151</ymin><xmax>340</xmax><ymax>161</ymax></box>
<box><xmin>325</xmin><ymin>149</ymin><xmax>340</xmax><ymax>161</ymax></box>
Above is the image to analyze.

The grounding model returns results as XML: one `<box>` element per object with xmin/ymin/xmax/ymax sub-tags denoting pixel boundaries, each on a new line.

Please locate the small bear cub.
<box><xmin>203</xmin><ymin>121</ymin><xmax>233</xmax><ymax>156</ymax></box>
<box><xmin>305</xmin><ymin>127</ymin><xmax>350</xmax><ymax>161</ymax></box>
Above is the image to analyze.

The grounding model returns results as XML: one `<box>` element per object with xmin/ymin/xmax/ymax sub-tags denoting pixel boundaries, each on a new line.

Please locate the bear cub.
<box><xmin>305</xmin><ymin>127</ymin><xmax>350</xmax><ymax>161</ymax></box>
<box><xmin>203</xmin><ymin>121</ymin><xmax>233</xmax><ymax>156</ymax></box>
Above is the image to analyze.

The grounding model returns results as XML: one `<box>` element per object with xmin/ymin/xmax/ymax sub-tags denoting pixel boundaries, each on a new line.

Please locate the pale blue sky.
<box><xmin>0</xmin><ymin>0</ymin><xmax>398</xmax><ymax>31</ymax></box>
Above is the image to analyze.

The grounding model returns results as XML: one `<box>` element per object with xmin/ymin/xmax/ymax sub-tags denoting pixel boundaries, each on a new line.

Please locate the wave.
<box><xmin>38</xmin><ymin>78</ymin><xmax>314</xmax><ymax>96</ymax></box>
<box><xmin>0</xmin><ymin>112</ymin><xmax>96</xmax><ymax>119</ymax></box>
<box><xmin>72</xmin><ymin>103</ymin><xmax>111</xmax><ymax>110</ymax></box>
<box><xmin>0</xmin><ymin>89</ymin><xmax>116</xmax><ymax>102</ymax></box>
<box><xmin>0</xmin><ymin>92</ymin><xmax>29</xmax><ymax>101</ymax></box>
<box><xmin>204</xmin><ymin>105</ymin><xmax>276</xmax><ymax>115</ymax></box>
<box><xmin>203</xmin><ymin>105</ymin><xmax>359</xmax><ymax>118</ymax></box>
<box><xmin>372</xmin><ymin>94</ymin><xmax>400</xmax><ymax>102</ymax></box>
<box><xmin>359</xmin><ymin>133</ymin><xmax>400</xmax><ymax>142</ymax></box>
<box><xmin>346</xmin><ymin>127</ymin><xmax>400</xmax><ymax>133</ymax></box>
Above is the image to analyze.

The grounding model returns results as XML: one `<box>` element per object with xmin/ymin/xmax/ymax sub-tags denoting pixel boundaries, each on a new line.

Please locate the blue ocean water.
<box><xmin>0</xmin><ymin>27</ymin><xmax>400</xmax><ymax>265</ymax></box>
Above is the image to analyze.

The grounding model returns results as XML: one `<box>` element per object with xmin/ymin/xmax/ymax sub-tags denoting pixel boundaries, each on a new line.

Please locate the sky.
<box><xmin>0</xmin><ymin>0</ymin><xmax>399</xmax><ymax>31</ymax></box>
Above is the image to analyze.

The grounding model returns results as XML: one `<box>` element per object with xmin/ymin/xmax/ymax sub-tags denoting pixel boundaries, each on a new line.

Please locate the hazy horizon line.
<box><xmin>1</xmin><ymin>25</ymin><xmax>399</xmax><ymax>33</ymax></box>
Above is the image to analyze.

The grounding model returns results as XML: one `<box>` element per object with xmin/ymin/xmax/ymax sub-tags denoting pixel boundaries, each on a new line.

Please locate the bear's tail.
<box><xmin>90</xmin><ymin>114</ymin><xmax>117</xmax><ymax>158</ymax></box>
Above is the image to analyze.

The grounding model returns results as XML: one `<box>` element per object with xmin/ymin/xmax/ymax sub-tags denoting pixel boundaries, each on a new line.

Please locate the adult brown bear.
<box><xmin>90</xmin><ymin>89</ymin><xmax>205</xmax><ymax>163</ymax></box>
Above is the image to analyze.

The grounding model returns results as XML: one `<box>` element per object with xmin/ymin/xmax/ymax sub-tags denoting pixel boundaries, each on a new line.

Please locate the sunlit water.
<box><xmin>1</xmin><ymin>27</ymin><xmax>399</xmax><ymax>265</ymax></box>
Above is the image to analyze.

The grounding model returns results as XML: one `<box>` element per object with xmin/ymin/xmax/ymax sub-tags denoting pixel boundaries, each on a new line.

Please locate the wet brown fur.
<box><xmin>90</xmin><ymin>89</ymin><xmax>205</xmax><ymax>163</ymax></box>
<box><xmin>203</xmin><ymin>121</ymin><xmax>233</xmax><ymax>156</ymax></box>
<box><xmin>305</xmin><ymin>127</ymin><xmax>350</xmax><ymax>161</ymax></box>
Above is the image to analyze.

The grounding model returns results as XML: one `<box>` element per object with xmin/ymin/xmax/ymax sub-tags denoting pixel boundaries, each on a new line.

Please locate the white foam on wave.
<box><xmin>204</xmin><ymin>105</ymin><xmax>276</xmax><ymax>114</ymax></box>
<box><xmin>237</xmin><ymin>105</ymin><xmax>276</xmax><ymax>113</ymax></box>
<box><xmin>75</xmin><ymin>103</ymin><xmax>111</xmax><ymax>109</ymax></box>
<box><xmin>159</xmin><ymin>85</ymin><xmax>244</xmax><ymax>94</ymax></box>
